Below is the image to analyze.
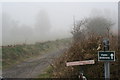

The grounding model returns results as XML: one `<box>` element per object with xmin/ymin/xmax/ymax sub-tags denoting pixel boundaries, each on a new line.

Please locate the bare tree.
<box><xmin>86</xmin><ymin>17</ymin><xmax>114</xmax><ymax>37</ymax></box>
<box><xmin>71</xmin><ymin>18</ymin><xmax>87</xmax><ymax>42</ymax></box>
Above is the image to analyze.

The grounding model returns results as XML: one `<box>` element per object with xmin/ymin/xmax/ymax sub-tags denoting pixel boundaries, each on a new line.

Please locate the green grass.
<box><xmin>38</xmin><ymin>66</ymin><xmax>53</xmax><ymax>78</ymax></box>
<box><xmin>2</xmin><ymin>38</ymin><xmax>71</xmax><ymax>69</ymax></box>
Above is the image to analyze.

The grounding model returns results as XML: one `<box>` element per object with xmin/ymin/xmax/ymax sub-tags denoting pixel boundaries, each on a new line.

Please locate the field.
<box><xmin>2</xmin><ymin>38</ymin><xmax>71</xmax><ymax>69</ymax></box>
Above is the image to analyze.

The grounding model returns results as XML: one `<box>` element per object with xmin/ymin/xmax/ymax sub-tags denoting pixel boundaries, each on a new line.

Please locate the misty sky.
<box><xmin>0</xmin><ymin>2</ymin><xmax>118</xmax><ymax>45</ymax></box>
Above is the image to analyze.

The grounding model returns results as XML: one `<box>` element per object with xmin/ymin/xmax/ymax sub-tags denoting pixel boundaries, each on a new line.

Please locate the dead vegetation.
<box><xmin>51</xmin><ymin>16</ymin><xmax>119</xmax><ymax>79</ymax></box>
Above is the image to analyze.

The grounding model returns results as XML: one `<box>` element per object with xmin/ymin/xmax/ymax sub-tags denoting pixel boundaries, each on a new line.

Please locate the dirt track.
<box><xmin>3</xmin><ymin>49</ymin><xmax>65</xmax><ymax>78</ymax></box>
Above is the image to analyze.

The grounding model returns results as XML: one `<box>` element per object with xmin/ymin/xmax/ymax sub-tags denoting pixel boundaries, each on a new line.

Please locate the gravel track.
<box><xmin>2</xmin><ymin>49</ymin><xmax>65</xmax><ymax>78</ymax></box>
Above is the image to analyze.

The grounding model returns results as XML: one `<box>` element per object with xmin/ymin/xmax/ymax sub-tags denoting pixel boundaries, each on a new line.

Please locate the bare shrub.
<box><xmin>52</xmin><ymin>16</ymin><xmax>119</xmax><ymax>78</ymax></box>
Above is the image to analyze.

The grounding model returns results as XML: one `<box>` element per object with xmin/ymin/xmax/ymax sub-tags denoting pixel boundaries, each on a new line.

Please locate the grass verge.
<box><xmin>38</xmin><ymin>66</ymin><xmax>53</xmax><ymax>78</ymax></box>
<box><xmin>2</xmin><ymin>38</ymin><xmax>71</xmax><ymax>69</ymax></box>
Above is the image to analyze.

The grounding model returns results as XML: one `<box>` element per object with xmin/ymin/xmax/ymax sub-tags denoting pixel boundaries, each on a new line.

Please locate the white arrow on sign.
<box><xmin>110</xmin><ymin>53</ymin><xmax>114</xmax><ymax>59</ymax></box>
<box><xmin>66</xmin><ymin>60</ymin><xmax>95</xmax><ymax>66</ymax></box>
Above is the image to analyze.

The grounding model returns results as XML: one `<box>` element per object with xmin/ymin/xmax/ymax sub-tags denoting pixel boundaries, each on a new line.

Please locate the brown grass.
<box><xmin>51</xmin><ymin>33</ymin><xmax>119</xmax><ymax>79</ymax></box>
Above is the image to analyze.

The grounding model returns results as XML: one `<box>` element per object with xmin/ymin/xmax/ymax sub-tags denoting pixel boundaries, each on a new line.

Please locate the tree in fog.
<box><xmin>71</xmin><ymin>16</ymin><xmax>114</xmax><ymax>42</ymax></box>
<box><xmin>2</xmin><ymin>13</ymin><xmax>15</xmax><ymax>45</ymax></box>
<box><xmin>2</xmin><ymin>13</ymin><xmax>33</xmax><ymax>45</ymax></box>
<box><xmin>86</xmin><ymin>17</ymin><xmax>114</xmax><ymax>36</ymax></box>
<box><xmin>71</xmin><ymin>18</ymin><xmax>87</xmax><ymax>42</ymax></box>
<box><xmin>34</xmin><ymin>10</ymin><xmax>52</xmax><ymax>41</ymax></box>
<box><xmin>35</xmin><ymin>10</ymin><xmax>51</xmax><ymax>34</ymax></box>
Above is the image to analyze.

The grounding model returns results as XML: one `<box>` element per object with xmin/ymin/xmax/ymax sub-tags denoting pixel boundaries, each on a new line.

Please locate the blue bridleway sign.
<box><xmin>98</xmin><ymin>51</ymin><xmax>115</xmax><ymax>61</ymax></box>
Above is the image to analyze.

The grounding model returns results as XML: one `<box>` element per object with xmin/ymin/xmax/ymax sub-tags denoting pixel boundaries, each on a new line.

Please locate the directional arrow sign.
<box><xmin>110</xmin><ymin>53</ymin><xmax>114</xmax><ymax>59</ymax></box>
<box><xmin>98</xmin><ymin>51</ymin><xmax>115</xmax><ymax>61</ymax></box>
<box><xmin>66</xmin><ymin>60</ymin><xmax>95</xmax><ymax>66</ymax></box>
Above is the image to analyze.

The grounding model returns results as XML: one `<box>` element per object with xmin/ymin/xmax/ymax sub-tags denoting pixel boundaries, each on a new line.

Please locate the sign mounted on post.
<box><xmin>98</xmin><ymin>51</ymin><xmax>115</xmax><ymax>61</ymax></box>
<box><xmin>66</xmin><ymin>60</ymin><xmax>95</xmax><ymax>66</ymax></box>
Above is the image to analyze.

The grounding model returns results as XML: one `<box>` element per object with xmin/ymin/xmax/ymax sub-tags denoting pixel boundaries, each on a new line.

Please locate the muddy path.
<box><xmin>2</xmin><ymin>49</ymin><xmax>65</xmax><ymax>78</ymax></box>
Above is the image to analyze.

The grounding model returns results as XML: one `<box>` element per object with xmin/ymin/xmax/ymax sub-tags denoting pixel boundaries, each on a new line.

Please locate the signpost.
<box><xmin>98</xmin><ymin>51</ymin><xmax>115</xmax><ymax>61</ymax></box>
<box><xmin>66</xmin><ymin>38</ymin><xmax>115</xmax><ymax>80</ymax></box>
<box><xmin>66</xmin><ymin>60</ymin><xmax>95</xmax><ymax>80</ymax></box>
<box><xmin>66</xmin><ymin>60</ymin><xmax>95</xmax><ymax>79</ymax></box>
<box><xmin>66</xmin><ymin>60</ymin><xmax>95</xmax><ymax>66</ymax></box>
<box><xmin>98</xmin><ymin>38</ymin><xmax>115</xmax><ymax>80</ymax></box>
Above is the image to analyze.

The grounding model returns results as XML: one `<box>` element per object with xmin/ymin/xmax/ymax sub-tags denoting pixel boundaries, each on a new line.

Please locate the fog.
<box><xmin>1</xmin><ymin>2</ymin><xmax>118</xmax><ymax>45</ymax></box>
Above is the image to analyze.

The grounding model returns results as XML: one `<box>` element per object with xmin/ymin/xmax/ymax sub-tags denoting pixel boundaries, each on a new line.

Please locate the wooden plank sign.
<box><xmin>66</xmin><ymin>60</ymin><xmax>95</xmax><ymax>66</ymax></box>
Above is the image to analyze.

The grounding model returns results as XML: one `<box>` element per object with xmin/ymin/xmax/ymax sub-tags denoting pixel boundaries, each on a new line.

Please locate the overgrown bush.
<box><xmin>52</xmin><ymin>16</ymin><xmax>119</xmax><ymax>79</ymax></box>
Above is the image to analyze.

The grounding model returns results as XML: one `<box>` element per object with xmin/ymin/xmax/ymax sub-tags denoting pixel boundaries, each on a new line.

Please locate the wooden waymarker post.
<box><xmin>66</xmin><ymin>60</ymin><xmax>95</xmax><ymax>66</ymax></box>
